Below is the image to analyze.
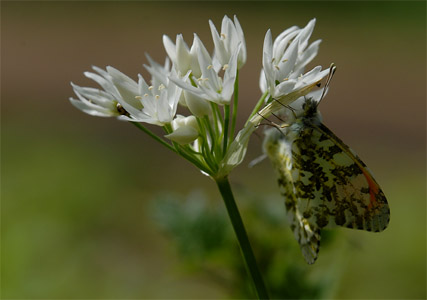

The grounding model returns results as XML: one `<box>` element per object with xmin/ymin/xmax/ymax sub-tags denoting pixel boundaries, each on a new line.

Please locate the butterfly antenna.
<box><xmin>318</xmin><ymin>63</ymin><xmax>337</xmax><ymax>105</ymax></box>
<box><xmin>271</xmin><ymin>98</ymin><xmax>298</xmax><ymax>119</ymax></box>
<box><xmin>255</xmin><ymin>112</ymin><xmax>288</xmax><ymax>136</ymax></box>
<box><xmin>271</xmin><ymin>112</ymin><xmax>286</xmax><ymax>123</ymax></box>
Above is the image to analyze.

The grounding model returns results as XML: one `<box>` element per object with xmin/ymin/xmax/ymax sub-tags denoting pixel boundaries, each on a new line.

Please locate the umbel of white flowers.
<box><xmin>70</xmin><ymin>16</ymin><xmax>331</xmax><ymax>179</ymax></box>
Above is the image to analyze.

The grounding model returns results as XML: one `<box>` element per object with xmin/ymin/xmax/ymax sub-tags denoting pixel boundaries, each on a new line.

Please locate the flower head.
<box><xmin>260</xmin><ymin>19</ymin><xmax>327</xmax><ymax>104</ymax></box>
<box><xmin>70</xmin><ymin>15</ymin><xmax>333</xmax><ymax>179</ymax></box>
<box><xmin>170</xmin><ymin>39</ymin><xmax>240</xmax><ymax>105</ymax></box>
<box><xmin>163</xmin><ymin>34</ymin><xmax>202</xmax><ymax>78</ymax></box>
<box><xmin>209</xmin><ymin>15</ymin><xmax>247</xmax><ymax>69</ymax></box>
<box><xmin>118</xmin><ymin>71</ymin><xmax>181</xmax><ymax>126</ymax></box>
<box><xmin>69</xmin><ymin>66</ymin><xmax>140</xmax><ymax>118</ymax></box>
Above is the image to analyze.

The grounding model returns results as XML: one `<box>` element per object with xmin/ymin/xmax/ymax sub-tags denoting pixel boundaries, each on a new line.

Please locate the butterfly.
<box><xmin>262</xmin><ymin>96</ymin><xmax>390</xmax><ymax>264</ymax></box>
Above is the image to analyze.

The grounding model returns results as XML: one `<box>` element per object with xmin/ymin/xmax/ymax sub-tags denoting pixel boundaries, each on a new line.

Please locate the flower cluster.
<box><xmin>70</xmin><ymin>16</ymin><xmax>331</xmax><ymax>178</ymax></box>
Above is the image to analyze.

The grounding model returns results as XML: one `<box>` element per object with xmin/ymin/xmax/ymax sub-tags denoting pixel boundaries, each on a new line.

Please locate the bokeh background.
<box><xmin>2</xmin><ymin>1</ymin><xmax>425</xmax><ymax>298</ymax></box>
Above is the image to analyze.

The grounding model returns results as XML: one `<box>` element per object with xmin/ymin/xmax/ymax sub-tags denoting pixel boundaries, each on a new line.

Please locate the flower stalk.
<box><xmin>215</xmin><ymin>176</ymin><xmax>270</xmax><ymax>299</ymax></box>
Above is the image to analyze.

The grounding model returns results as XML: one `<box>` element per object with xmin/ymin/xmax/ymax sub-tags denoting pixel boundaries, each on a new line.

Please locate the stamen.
<box><xmin>274</xmin><ymin>65</ymin><xmax>280</xmax><ymax>70</ymax></box>
<box><xmin>155</xmin><ymin>95</ymin><xmax>160</xmax><ymax>100</ymax></box>
<box><xmin>222</xmin><ymin>64</ymin><xmax>229</xmax><ymax>71</ymax></box>
<box><xmin>143</xmin><ymin>93</ymin><xmax>149</xmax><ymax>97</ymax></box>
<box><xmin>221</xmin><ymin>33</ymin><xmax>226</xmax><ymax>39</ymax></box>
<box><xmin>203</xmin><ymin>78</ymin><xmax>209</xmax><ymax>82</ymax></box>
<box><xmin>158</xmin><ymin>84</ymin><xmax>165</xmax><ymax>90</ymax></box>
<box><xmin>283</xmin><ymin>78</ymin><xmax>289</xmax><ymax>81</ymax></box>
<box><xmin>207</xmin><ymin>65</ymin><xmax>213</xmax><ymax>70</ymax></box>
<box><xmin>148</xmin><ymin>86</ymin><xmax>154</xmax><ymax>90</ymax></box>
<box><xmin>135</xmin><ymin>95</ymin><xmax>142</xmax><ymax>100</ymax></box>
<box><xmin>282</xmin><ymin>59</ymin><xmax>288</xmax><ymax>63</ymax></box>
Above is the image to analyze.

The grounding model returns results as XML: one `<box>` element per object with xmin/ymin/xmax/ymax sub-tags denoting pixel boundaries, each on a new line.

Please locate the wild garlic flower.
<box><xmin>118</xmin><ymin>71</ymin><xmax>182</xmax><ymax>126</ymax></box>
<box><xmin>170</xmin><ymin>42</ymin><xmax>240</xmax><ymax>105</ymax></box>
<box><xmin>70</xmin><ymin>66</ymin><xmax>140</xmax><ymax>118</ymax></box>
<box><xmin>163</xmin><ymin>34</ymin><xmax>202</xmax><ymax>78</ymax></box>
<box><xmin>144</xmin><ymin>54</ymin><xmax>171</xmax><ymax>87</ymax></box>
<box><xmin>260</xmin><ymin>19</ymin><xmax>328</xmax><ymax>103</ymax></box>
<box><xmin>209</xmin><ymin>15</ymin><xmax>247</xmax><ymax>69</ymax></box>
<box><xmin>70</xmin><ymin>82</ymin><xmax>119</xmax><ymax>117</ymax></box>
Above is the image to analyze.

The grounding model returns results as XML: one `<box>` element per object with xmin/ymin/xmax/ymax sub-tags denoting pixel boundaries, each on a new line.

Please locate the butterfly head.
<box><xmin>302</xmin><ymin>97</ymin><xmax>319</xmax><ymax>118</ymax></box>
<box><xmin>295</xmin><ymin>97</ymin><xmax>322</xmax><ymax>126</ymax></box>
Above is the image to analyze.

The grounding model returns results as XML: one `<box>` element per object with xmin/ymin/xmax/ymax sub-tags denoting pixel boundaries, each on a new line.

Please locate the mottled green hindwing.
<box><xmin>263</xmin><ymin>99</ymin><xmax>390</xmax><ymax>264</ymax></box>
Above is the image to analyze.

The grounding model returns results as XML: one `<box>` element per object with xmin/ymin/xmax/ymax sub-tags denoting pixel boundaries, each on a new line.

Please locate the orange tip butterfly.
<box><xmin>263</xmin><ymin>92</ymin><xmax>390</xmax><ymax>264</ymax></box>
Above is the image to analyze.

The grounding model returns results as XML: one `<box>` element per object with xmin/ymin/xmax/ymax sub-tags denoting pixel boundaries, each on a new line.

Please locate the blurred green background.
<box><xmin>2</xmin><ymin>1</ymin><xmax>425</xmax><ymax>298</ymax></box>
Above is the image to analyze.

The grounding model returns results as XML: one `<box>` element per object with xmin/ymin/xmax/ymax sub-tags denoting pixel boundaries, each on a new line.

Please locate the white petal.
<box><xmin>295</xmin><ymin>39</ymin><xmax>322</xmax><ymax>73</ymax></box>
<box><xmin>259</xmin><ymin>70</ymin><xmax>267</xmax><ymax>93</ymax></box>
<box><xmin>273</xmin><ymin>30</ymin><xmax>300</xmax><ymax>62</ymax></box>
<box><xmin>83</xmin><ymin>70</ymin><xmax>118</xmax><ymax>98</ymax></box>
<box><xmin>209</xmin><ymin>19</ymin><xmax>227</xmax><ymax>66</ymax></box>
<box><xmin>276</xmin><ymin>39</ymin><xmax>299</xmax><ymax>79</ymax></box>
<box><xmin>184</xmin><ymin>90</ymin><xmax>211</xmax><ymax>117</ymax></box>
<box><xmin>233</xmin><ymin>15</ymin><xmax>247</xmax><ymax>67</ymax></box>
<box><xmin>165</xmin><ymin>126</ymin><xmax>199</xmax><ymax>145</ymax></box>
<box><xmin>189</xmin><ymin>35</ymin><xmax>202</xmax><ymax>78</ymax></box>
<box><xmin>274</xmin><ymin>80</ymin><xmax>297</xmax><ymax>97</ymax></box>
<box><xmin>163</xmin><ymin>35</ymin><xmax>177</xmax><ymax>63</ymax></box>
<box><xmin>69</xmin><ymin>98</ymin><xmax>116</xmax><ymax>117</ymax></box>
<box><xmin>106</xmin><ymin>66</ymin><xmax>141</xmax><ymax>109</ymax></box>
<box><xmin>71</xmin><ymin>84</ymin><xmax>115</xmax><ymax>106</ymax></box>
<box><xmin>272</xmin><ymin>25</ymin><xmax>299</xmax><ymax>50</ymax></box>
<box><xmin>297</xmin><ymin>19</ymin><xmax>316</xmax><ymax>51</ymax></box>
<box><xmin>175</xmin><ymin>34</ymin><xmax>191</xmax><ymax>74</ymax></box>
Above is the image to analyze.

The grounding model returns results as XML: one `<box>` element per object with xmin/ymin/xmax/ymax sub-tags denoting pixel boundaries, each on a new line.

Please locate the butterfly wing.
<box><xmin>264</xmin><ymin>129</ymin><xmax>321</xmax><ymax>264</ymax></box>
<box><xmin>264</xmin><ymin>120</ymin><xmax>390</xmax><ymax>264</ymax></box>
<box><xmin>295</xmin><ymin>122</ymin><xmax>391</xmax><ymax>232</ymax></box>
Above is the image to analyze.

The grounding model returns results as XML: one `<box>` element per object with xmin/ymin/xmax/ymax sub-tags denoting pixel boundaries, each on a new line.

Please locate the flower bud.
<box><xmin>165</xmin><ymin>115</ymin><xmax>199</xmax><ymax>145</ymax></box>
<box><xmin>184</xmin><ymin>90</ymin><xmax>211</xmax><ymax>117</ymax></box>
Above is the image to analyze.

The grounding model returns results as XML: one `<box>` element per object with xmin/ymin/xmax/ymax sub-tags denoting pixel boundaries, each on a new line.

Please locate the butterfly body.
<box><xmin>263</xmin><ymin>98</ymin><xmax>390</xmax><ymax>264</ymax></box>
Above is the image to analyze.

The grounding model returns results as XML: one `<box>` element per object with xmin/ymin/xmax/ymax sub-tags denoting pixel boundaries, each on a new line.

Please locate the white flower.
<box><xmin>118</xmin><ymin>70</ymin><xmax>182</xmax><ymax>126</ymax></box>
<box><xmin>88</xmin><ymin>59</ymin><xmax>180</xmax><ymax>126</ymax></box>
<box><xmin>209</xmin><ymin>15</ymin><xmax>247</xmax><ymax>69</ymax></box>
<box><xmin>144</xmin><ymin>54</ymin><xmax>171</xmax><ymax>87</ymax></box>
<box><xmin>170</xmin><ymin>41</ymin><xmax>240</xmax><ymax>105</ymax></box>
<box><xmin>69</xmin><ymin>66</ymin><xmax>137</xmax><ymax>117</ymax></box>
<box><xmin>105</xmin><ymin>66</ymin><xmax>142</xmax><ymax>110</ymax></box>
<box><xmin>260</xmin><ymin>19</ymin><xmax>326</xmax><ymax>103</ymax></box>
<box><xmin>70</xmin><ymin>83</ymin><xmax>119</xmax><ymax>117</ymax></box>
<box><xmin>163</xmin><ymin>34</ymin><xmax>202</xmax><ymax>78</ymax></box>
<box><xmin>165</xmin><ymin>115</ymin><xmax>199</xmax><ymax>144</ymax></box>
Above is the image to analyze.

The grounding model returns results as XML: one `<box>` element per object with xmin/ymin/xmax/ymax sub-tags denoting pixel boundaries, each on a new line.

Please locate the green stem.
<box><xmin>210</xmin><ymin>102</ymin><xmax>220</xmax><ymax>136</ymax></box>
<box><xmin>229</xmin><ymin>70</ymin><xmax>239</xmax><ymax>146</ymax></box>
<box><xmin>196</xmin><ymin>118</ymin><xmax>217</xmax><ymax>172</ymax></box>
<box><xmin>131</xmin><ymin>122</ymin><xmax>176</xmax><ymax>153</ymax></box>
<box><xmin>246</xmin><ymin>91</ymin><xmax>269</xmax><ymax>126</ymax></box>
<box><xmin>215</xmin><ymin>176</ymin><xmax>269</xmax><ymax>299</ymax></box>
<box><xmin>223</xmin><ymin>104</ymin><xmax>230</xmax><ymax>155</ymax></box>
<box><xmin>202</xmin><ymin>115</ymin><xmax>216</xmax><ymax>155</ymax></box>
